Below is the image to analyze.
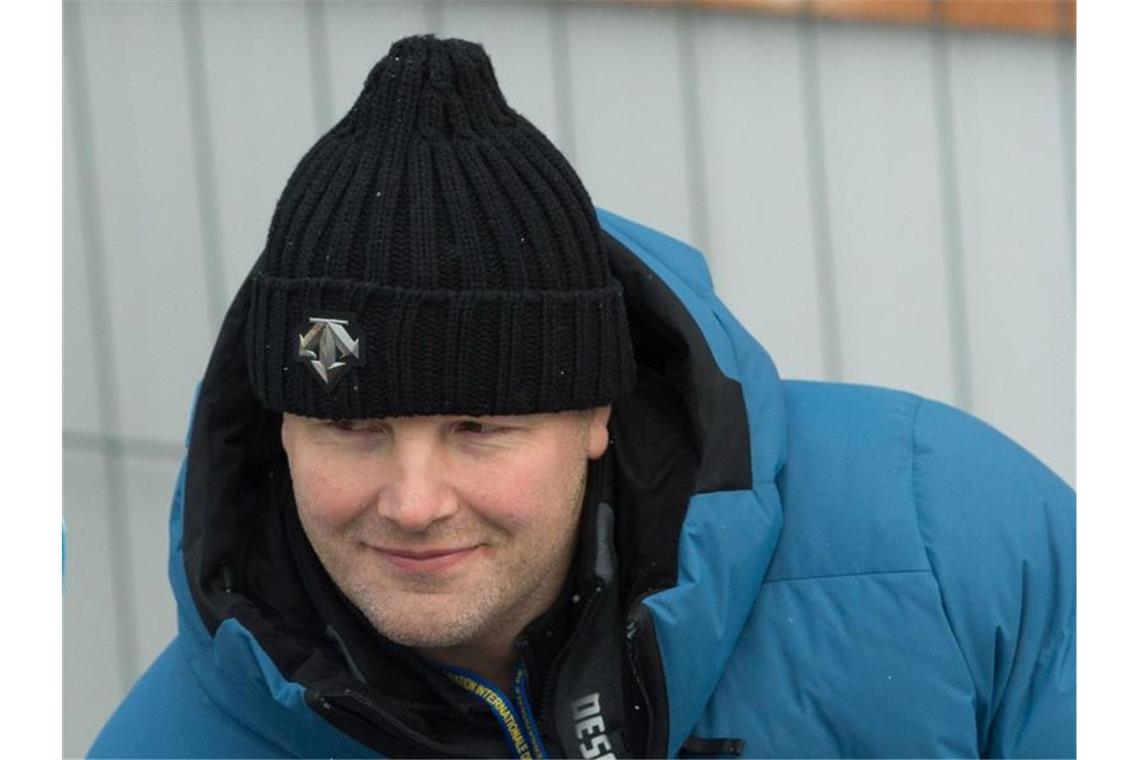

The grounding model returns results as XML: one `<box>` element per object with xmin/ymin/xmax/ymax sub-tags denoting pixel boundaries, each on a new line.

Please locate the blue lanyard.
<box><xmin>442</xmin><ymin>662</ymin><xmax>549</xmax><ymax>759</ymax></box>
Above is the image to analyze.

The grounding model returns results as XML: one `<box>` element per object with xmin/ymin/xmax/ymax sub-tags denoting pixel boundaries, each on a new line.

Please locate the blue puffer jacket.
<box><xmin>90</xmin><ymin>210</ymin><xmax>1074</xmax><ymax>758</ymax></box>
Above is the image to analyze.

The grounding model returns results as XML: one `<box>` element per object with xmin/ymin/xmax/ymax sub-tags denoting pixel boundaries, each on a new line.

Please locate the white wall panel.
<box><xmin>63</xmin><ymin>82</ymin><xmax>101</xmax><ymax>436</ymax></box>
<box><xmin>693</xmin><ymin>14</ymin><xmax>826</xmax><ymax>380</ymax></box>
<box><xmin>565</xmin><ymin>4</ymin><xmax>693</xmax><ymax>245</ymax></box>
<box><xmin>123</xmin><ymin>456</ymin><xmax>183</xmax><ymax>677</ymax></box>
<box><xmin>438</xmin><ymin>1</ymin><xmax>562</xmax><ymax>148</ymax></box>
<box><xmin>948</xmin><ymin>32</ymin><xmax>1074</xmax><ymax>484</ymax></box>
<box><xmin>63</xmin><ymin>452</ymin><xmax>122</xmax><ymax>759</ymax></box>
<box><xmin>197</xmin><ymin>1</ymin><xmax>324</xmax><ymax>297</ymax></box>
<box><xmin>1055</xmin><ymin>40</ymin><xmax>1075</xmax><ymax>293</ymax></box>
<box><xmin>76</xmin><ymin>1</ymin><xmax>213</xmax><ymax>445</ymax></box>
<box><xmin>323</xmin><ymin>1</ymin><xmax>433</xmax><ymax>117</ymax></box>
<box><xmin>814</xmin><ymin>23</ymin><xmax>957</xmax><ymax>404</ymax></box>
<box><xmin>62</xmin><ymin>3</ymin><xmax>1077</xmax><ymax>749</ymax></box>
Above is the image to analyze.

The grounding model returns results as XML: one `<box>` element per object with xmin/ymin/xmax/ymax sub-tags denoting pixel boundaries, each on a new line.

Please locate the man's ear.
<box><xmin>281</xmin><ymin>412</ymin><xmax>295</xmax><ymax>450</ymax></box>
<box><xmin>585</xmin><ymin>405</ymin><xmax>613</xmax><ymax>460</ymax></box>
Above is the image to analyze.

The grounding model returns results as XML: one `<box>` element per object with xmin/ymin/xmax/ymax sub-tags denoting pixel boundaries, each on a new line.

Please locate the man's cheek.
<box><xmin>475</xmin><ymin>479</ymin><xmax>554</xmax><ymax>528</ymax></box>
<box><xmin>456</xmin><ymin>468</ymin><xmax>532</xmax><ymax>516</ymax></box>
<box><xmin>296</xmin><ymin>473</ymin><xmax>363</xmax><ymax>524</ymax></box>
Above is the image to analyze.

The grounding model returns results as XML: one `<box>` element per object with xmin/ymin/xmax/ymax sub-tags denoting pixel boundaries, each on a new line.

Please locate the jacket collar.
<box><xmin>172</xmin><ymin>209</ymin><xmax>787</xmax><ymax>758</ymax></box>
<box><xmin>599</xmin><ymin>210</ymin><xmax>787</xmax><ymax>755</ymax></box>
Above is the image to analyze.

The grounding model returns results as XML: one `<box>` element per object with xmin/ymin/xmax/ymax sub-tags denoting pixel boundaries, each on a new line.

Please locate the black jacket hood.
<box><xmin>179</xmin><ymin>219</ymin><xmax>759</xmax><ymax>757</ymax></box>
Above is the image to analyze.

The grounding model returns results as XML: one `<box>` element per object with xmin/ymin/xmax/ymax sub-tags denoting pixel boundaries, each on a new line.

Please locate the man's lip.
<box><xmin>368</xmin><ymin>544</ymin><xmax>481</xmax><ymax>573</ymax></box>
<box><xmin>375</xmin><ymin>547</ymin><xmax>475</xmax><ymax>560</ymax></box>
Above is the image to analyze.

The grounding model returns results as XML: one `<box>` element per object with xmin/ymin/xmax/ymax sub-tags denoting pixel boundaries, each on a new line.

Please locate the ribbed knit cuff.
<box><xmin>247</xmin><ymin>274</ymin><xmax>637</xmax><ymax>419</ymax></box>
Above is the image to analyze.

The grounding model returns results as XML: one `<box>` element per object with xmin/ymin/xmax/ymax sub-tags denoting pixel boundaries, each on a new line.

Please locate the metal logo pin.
<box><xmin>297</xmin><ymin>314</ymin><xmax>363</xmax><ymax>390</ymax></box>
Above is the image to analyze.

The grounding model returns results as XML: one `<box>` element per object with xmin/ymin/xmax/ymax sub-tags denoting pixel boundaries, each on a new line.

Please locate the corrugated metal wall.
<box><xmin>62</xmin><ymin>1</ymin><xmax>1075</xmax><ymax>755</ymax></box>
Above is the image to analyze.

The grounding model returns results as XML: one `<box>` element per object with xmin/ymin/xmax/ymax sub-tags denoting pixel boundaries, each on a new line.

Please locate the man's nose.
<box><xmin>374</xmin><ymin>447</ymin><xmax>459</xmax><ymax>532</ymax></box>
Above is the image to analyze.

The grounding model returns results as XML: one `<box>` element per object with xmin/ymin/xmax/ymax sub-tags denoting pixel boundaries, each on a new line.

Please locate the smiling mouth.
<box><xmin>370</xmin><ymin>545</ymin><xmax>481</xmax><ymax>573</ymax></box>
<box><xmin>382</xmin><ymin>547</ymin><xmax>471</xmax><ymax>559</ymax></box>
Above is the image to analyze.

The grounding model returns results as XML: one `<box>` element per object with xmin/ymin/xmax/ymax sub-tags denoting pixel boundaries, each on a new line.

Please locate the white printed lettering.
<box><xmin>575</xmin><ymin>715</ymin><xmax>605</xmax><ymax>739</ymax></box>
<box><xmin>570</xmin><ymin>692</ymin><xmax>601</xmax><ymax>721</ymax></box>
<box><xmin>579</xmin><ymin>733</ymin><xmax>613</xmax><ymax>759</ymax></box>
<box><xmin>571</xmin><ymin>692</ymin><xmax>615</xmax><ymax>759</ymax></box>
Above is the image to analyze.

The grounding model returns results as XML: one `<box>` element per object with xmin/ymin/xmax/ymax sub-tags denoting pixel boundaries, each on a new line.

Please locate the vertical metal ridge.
<box><xmin>677</xmin><ymin>6</ymin><xmax>712</xmax><ymax>255</ymax></box>
<box><xmin>63</xmin><ymin>1</ymin><xmax>139</xmax><ymax>690</ymax></box>
<box><xmin>930</xmin><ymin>26</ymin><xmax>975</xmax><ymax>412</ymax></box>
<box><xmin>796</xmin><ymin>16</ymin><xmax>843</xmax><ymax>381</ymax></box>
<box><xmin>426</xmin><ymin>0</ymin><xmax>445</xmax><ymax>36</ymax></box>
<box><xmin>180</xmin><ymin>0</ymin><xmax>228</xmax><ymax>332</ymax></box>
<box><xmin>305</xmin><ymin>1</ymin><xmax>335</xmax><ymax>131</ymax></box>
<box><xmin>1054</xmin><ymin>32</ymin><xmax>1076</xmax><ymax>300</ymax></box>
<box><xmin>549</xmin><ymin>1</ymin><xmax>578</xmax><ymax>164</ymax></box>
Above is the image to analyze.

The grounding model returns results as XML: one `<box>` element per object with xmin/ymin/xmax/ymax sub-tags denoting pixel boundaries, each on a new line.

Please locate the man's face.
<box><xmin>281</xmin><ymin>407</ymin><xmax>612</xmax><ymax>652</ymax></box>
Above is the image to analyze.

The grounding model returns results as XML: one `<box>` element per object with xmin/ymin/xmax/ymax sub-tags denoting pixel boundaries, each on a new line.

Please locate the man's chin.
<box><xmin>378</xmin><ymin>625</ymin><xmax>470</xmax><ymax>650</ymax></box>
<box><xmin>358</xmin><ymin>597</ymin><xmax>495</xmax><ymax>650</ymax></box>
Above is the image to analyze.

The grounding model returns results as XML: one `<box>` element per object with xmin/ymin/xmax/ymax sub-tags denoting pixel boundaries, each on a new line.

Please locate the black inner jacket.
<box><xmin>180</xmin><ymin>233</ymin><xmax>753</xmax><ymax>757</ymax></box>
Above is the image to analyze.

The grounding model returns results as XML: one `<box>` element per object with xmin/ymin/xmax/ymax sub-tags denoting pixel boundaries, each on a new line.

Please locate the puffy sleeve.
<box><xmin>911</xmin><ymin>399</ymin><xmax>1075</xmax><ymax>758</ymax></box>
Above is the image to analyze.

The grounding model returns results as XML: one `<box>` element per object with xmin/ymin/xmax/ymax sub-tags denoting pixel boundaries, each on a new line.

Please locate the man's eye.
<box><xmin>454</xmin><ymin>420</ymin><xmax>505</xmax><ymax>435</ymax></box>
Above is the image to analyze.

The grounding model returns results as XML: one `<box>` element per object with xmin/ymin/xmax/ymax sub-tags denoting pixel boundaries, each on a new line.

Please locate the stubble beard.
<box><xmin>309</xmin><ymin>467</ymin><xmax>588</xmax><ymax>651</ymax></box>
<box><xmin>339</xmin><ymin>546</ymin><xmax>542</xmax><ymax>650</ymax></box>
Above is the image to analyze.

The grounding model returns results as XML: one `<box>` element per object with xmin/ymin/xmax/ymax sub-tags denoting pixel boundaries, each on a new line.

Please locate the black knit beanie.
<box><xmin>246</xmin><ymin>35</ymin><xmax>636</xmax><ymax>419</ymax></box>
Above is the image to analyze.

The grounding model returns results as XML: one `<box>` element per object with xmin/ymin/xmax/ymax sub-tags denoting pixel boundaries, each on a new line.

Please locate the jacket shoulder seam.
<box><xmin>762</xmin><ymin>568</ymin><xmax>931</xmax><ymax>585</ymax></box>
<box><xmin>910</xmin><ymin>396</ymin><xmax>984</xmax><ymax>748</ymax></box>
